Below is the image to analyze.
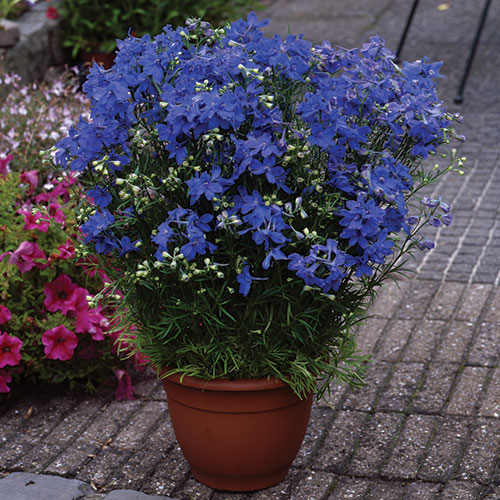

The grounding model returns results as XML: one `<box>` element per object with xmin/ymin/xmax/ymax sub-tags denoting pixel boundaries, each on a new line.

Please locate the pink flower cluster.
<box><xmin>0</xmin><ymin>171</ymin><xmax>78</xmax><ymax>273</ymax></box>
<box><xmin>42</xmin><ymin>274</ymin><xmax>110</xmax><ymax>358</ymax></box>
<box><xmin>0</xmin><ymin>70</ymin><xmax>140</xmax><ymax>399</ymax></box>
<box><xmin>0</xmin><ymin>306</ymin><xmax>22</xmax><ymax>393</ymax></box>
<box><xmin>0</xmin><ymin>170</ymin><xmax>139</xmax><ymax>398</ymax></box>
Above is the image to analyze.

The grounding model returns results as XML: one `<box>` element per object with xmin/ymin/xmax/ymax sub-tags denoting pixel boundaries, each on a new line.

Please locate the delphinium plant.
<box><xmin>0</xmin><ymin>70</ymin><xmax>143</xmax><ymax>398</ymax></box>
<box><xmin>52</xmin><ymin>14</ymin><xmax>465</xmax><ymax>398</ymax></box>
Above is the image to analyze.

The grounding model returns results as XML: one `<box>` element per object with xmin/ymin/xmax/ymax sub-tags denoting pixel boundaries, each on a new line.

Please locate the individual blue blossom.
<box><xmin>181</xmin><ymin>228</ymin><xmax>217</xmax><ymax>261</ymax></box>
<box><xmin>151</xmin><ymin>220</ymin><xmax>176</xmax><ymax>251</ymax></box>
<box><xmin>441</xmin><ymin>213</ymin><xmax>452</xmax><ymax>226</ymax></box>
<box><xmin>80</xmin><ymin>209</ymin><xmax>118</xmax><ymax>254</ymax></box>
<box><xmin>363</xmin><ymin>230</ymin><xmax>395</xmax><ymax>266</ymax></box>
<box><xmin>236</xmin><ymin>265</ymin><xmax>267</xmax><ymax>296</ymax></box>
<box><xmin>118</xmin><ymin>236</ymin><xmax>141</xmax><ymax>257</ymax></box>
<box><xmin>88</xmin><ymin>186</ymin><xmax>112</xmax><ymax>208</ymax></box>
<box><xmin>428</xmin><ymin>216</ymin><xmax>441</xmax><ymax>227</ymax></box>
<box><xmin>262</xmin><ymin>246</ymin><xmax>287</xmax><ymax>270</ymax></box>
<box><xmin>287</xmin><ymin>253</ymin><xmax>323</xmax><ymax>289</ymax></box>
<box><xmin>338</xmin><ymin>195</ymin><xmax>386</xmax><ymax>249</ymax></box>
<box><xmin>417</xmin><ymin>238</ymin><xmax>435</xmax><ymax>251</ymax></box>
<box><xmin>186</xmin><ymin>166</ymin><xmax>227</xmax><ymax>204</ymax></box>
<box><xmin>81</xmin><ymin>209</ymin><xmax>114</xmax><ymax>243</ymax></box>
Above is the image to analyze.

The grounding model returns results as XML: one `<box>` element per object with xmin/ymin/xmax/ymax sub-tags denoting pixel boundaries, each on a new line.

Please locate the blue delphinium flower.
<box><xmin>54</xmin><ymin>13</ymin><xmax>460</xmax><ymax>298</ymax></box>
<box><xmin>236</xmin><ymin>265</ymin><xmax>267</xmax><ymax>296</ymax></box>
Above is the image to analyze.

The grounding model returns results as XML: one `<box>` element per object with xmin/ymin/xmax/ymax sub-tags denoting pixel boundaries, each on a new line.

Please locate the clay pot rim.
<box><xmin>160</xmin><ymin>369</ymin><xmax>289</xmax><ymax>392</ymax></box>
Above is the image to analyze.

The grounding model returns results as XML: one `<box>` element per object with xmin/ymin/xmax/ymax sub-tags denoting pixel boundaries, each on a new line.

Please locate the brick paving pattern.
<box><xmin>2</xmin><ymin>0</ymin><xmax>500</xmax><ymax>498</ymax></box>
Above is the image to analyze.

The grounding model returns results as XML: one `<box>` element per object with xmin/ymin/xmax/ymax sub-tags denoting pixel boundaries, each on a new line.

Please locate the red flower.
<box><xmin>46</xmin><ymin>6</ymin><xmax>60</xmax><ymax>19</ymax></box>
<box><xmin>41</xmin><ymin>325</ymin><xmax>78</xmax><ymax>361</ymax></box>
<box><xmin>8</xmin><ymin>241</ymin><xmax>46</xmax><ymax>273</ymax></box>
<box><xmin>114</xmin><ymin>368</ymin><xmax>133</xmax><ymax>400</ymax></box>
<box><xmin>43</xmin><ymin>274</ymin><xmax>79</xmax><ymax>313</ymax></box>
<box><xmin>0</xmin><ymin>373</ymin><xmax>12</xmax><ymax>393</ymax></box>
<box><xmin>0</xmin><ymin>305</ymin><xmax>11</xmax><ymax>325</ymax></box>
<box><xmin>0</xmin><ymin>332</ymin><xmax>23</xmax><ymax>368</ymax></box>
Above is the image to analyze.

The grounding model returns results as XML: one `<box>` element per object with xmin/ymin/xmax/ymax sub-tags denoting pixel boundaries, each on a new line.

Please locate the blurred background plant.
<box><xmin>0</xmin><ymin>71</ymin><xmax>86</xmax><ymax>170</ymax></box>
<box><xmin>0</xmin><ymin>69</ymin><xmax>143</xmax><ymax>399</ymax></box>
<box><xmin>56</xmin><ymin>0</ymin><xmax>262</xmax><ymax>60</ymax></box>
<box><xmin>0</xmin><ymin>0</ymin><xmax>26</xmax><ymax>20</ymax></box>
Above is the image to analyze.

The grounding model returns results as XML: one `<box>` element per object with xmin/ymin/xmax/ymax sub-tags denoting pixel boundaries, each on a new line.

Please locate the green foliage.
<box><xmin>58</xmin><ymin>0</ymin><xmax>262</xmax><ymax>58</ymax></box>
<box><xmin>0</xmin><ymin>0</ymin><xmax>23</xmax><ymax>20</ymax></box>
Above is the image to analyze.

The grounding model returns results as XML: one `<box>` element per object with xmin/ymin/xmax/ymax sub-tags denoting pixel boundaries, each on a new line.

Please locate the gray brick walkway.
<box><xmin>2</xmin><ymin>0</ymin><xmax>500</xmax><ymax>499</ymax></box>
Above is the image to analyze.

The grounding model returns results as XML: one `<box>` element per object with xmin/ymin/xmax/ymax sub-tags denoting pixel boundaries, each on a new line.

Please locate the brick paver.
<box><xmin>2</xmin><ymin>0</ymin><xmax>500</xmax><ymax>499</ymax></box>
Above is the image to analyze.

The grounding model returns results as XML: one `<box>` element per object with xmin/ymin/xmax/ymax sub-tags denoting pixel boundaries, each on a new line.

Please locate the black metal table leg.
<box><xmin>395</xmin><ymin>0</ymin><xmax>420</xmax><ymax>63</ymax></box>
<box><xmin>454</xmin><ymin>0</ymin><xmax>493</xmax><ymax>104</ymax></box>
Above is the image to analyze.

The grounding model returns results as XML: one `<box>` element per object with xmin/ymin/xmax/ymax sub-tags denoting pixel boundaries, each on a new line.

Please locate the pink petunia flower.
<box><xmin>43</xmin><ymin>274</ymin><xmax>79</xmax><ymax>313</ymax></box>
<box><xmin>114</xmin><ymin>368</ymin><xmax>133</xmax><ymax>400</ymax></box>
<box><xmin>0</xmin><ymin>373</ymin><xmax>12</xmax><ymax>393</ymax></box>
<box><xmin>17</xmin><ymin>207</ymin><xmax>50</xmax><ymax>232</ymax></box>
<box><xmin>0</xmin><ymin>155</ymin><xmax>13</xmax><ymax>179</ymax></box>
<box><xmin>66</xmin><ymin>287</ymin><xmax>92</xmax><ymax>327</ymax></box>
<box><xmin>19</xmin><ymin>170</ymin><xmax>38</xmax><ymax>194</ymax></box>
<box><xmin>8</xmin><ymin>241</ymin><xmax>46</xmax><ymax>273</ymax></box>
<box><xmin>57</xmin><ymin>240</ymin><xmax>75</xmax><ymax>260</ymax></box>
<box><xmin>0</xmin><ymin>305</ymin><xmax>11</xmax><ymax>325</ymax></box>
<box><xmin>0</xmin><ymin>332</ymin><xmax>23</xmax><ymax>368</ymax></box>
<box><xmin>46</xmin><ymin>202</ymin><xmax>66</xmax><ymax>224</ymax></box>
<box><xmin>66</xmin><ymin>288</ymin><xmax>106</xmax><ymax>340</ymax></box>
<box><xmin>41</xmin><ymin>325</ymin><xmax>78</xmax><ymax>361</ymax></box>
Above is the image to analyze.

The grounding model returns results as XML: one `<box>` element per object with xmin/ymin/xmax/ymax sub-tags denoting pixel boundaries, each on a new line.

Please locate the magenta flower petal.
<box><xmin>0</xmin><ymin>373</ymin><xmax>12</xmax><ymax>393</ymax></box>
<box><xmin>114</xmin><ymin>368</ymin><xmax>133</xmax><ymax>400</ymax></box>
<box><xmin>9</xmin><ymin>241</ymin><xmax>46</xmax><ymax>273</ymax></box>
<box><xmin>19</xmin><ymin>170</ymin><xmax>38</xmax><ymax>194</ymax></box>
<box><xmin>0</xmin><ymin>305</ymin><xmax>11</xmax><ymax>325</ymax></box>
<box><xmin>0</xmin><ymin>332</ymin><xmax>23</xmax><ymax>368</ymax></box>
<box><xmin>41</xmin><ymin>325</ymin><xmax>78</xmax><ymax>361</ymax></box>
<box><xmin>43</xmin><ymin>275</ymin><xmax>79</xmax><ymax>313</ymax></box>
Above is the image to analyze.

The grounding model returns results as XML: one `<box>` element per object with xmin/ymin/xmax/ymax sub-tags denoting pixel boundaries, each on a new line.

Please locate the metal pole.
<box><xmin>455</xmin><ymin>0</ymin><xmax>493</xmax><ymax>104</ymax></box>
<box><xmin>395</xmin><ymin>0</ymin><xmax>420</xmax><ymax>63</ymax></box>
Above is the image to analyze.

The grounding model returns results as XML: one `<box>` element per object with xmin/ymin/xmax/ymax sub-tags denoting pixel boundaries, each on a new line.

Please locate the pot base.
<box><xmin>191</xmin><ymin>465</ymin><xmax>289</xmax><ymax>491</ymax></box>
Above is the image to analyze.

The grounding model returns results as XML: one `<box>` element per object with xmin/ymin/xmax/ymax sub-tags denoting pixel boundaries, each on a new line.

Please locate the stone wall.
<box><xmin>0</xmin><ymin>1</ymin><xmax>65</xmax><ymax>82</ymax></box>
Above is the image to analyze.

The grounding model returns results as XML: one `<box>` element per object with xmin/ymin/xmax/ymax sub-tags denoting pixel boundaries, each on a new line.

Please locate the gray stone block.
<box><xmin>104</xmin><ymin>490</ymin><xmax>177</xmax><ymax>500</ymax></box>
<box><xmin>0</xmin><ymin>1</ymin><xmax>63</xmax><ymax>82</ymax></box>
<box><xmin>0</xmin><ymin>472</ymin><xmax>91</xmax><ymax>500</ymax></box>
<box><xmin>0</xmin><ymin>19</ymin><xmax>20</xmax><ymax>47</ymax></box>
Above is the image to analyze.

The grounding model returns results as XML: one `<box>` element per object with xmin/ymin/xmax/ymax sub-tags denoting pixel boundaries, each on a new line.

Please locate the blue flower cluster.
<box><xmin>55</xmin><ymin>13</ymin><xmax>458</xmax><ymax>297</ymax></box>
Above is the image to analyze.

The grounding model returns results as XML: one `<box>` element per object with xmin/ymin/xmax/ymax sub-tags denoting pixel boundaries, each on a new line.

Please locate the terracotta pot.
<box><xmin>82</xmin><ymin>51</ymin><xmax>115</xmax><ymax>70</ymax></box>
<box><xmin>161</xmin><ymin>372</ymin><xmax>314</xmax><ymax>491</ymax></box>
